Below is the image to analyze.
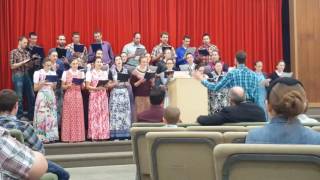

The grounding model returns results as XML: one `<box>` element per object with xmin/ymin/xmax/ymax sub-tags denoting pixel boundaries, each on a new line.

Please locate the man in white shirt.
<box><xmin>122</xmin><ymin>32</ymin><xmax>147</xmax><ymax>67</ymax></box>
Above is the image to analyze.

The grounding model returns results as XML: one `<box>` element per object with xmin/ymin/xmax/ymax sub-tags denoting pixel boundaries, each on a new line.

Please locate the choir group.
<box><xmin>9</xmin><ymin>31</ymin><xmax>287</xmax><ymax>143</ymax></box>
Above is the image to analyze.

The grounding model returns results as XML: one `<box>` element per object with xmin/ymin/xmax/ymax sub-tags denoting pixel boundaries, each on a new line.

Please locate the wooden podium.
<box><xmin>167</xmin><ymin>77</ymin><xmax>208</xmax><ymax>123</ymax></box>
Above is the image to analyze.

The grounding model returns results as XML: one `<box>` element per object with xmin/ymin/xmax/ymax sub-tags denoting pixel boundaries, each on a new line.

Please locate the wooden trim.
<box><xmin>289</xmin><ymin>0</ymin><xmax>299</xmax><ymax>78</ymax></box>
<box><xmin>308</xmin><ymin>103</ymin><xmax>320</xmax><ymax>108</ymax></box>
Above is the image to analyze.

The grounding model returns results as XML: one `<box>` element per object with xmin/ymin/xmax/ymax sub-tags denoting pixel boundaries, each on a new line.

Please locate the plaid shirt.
<box><xmin>195</xmin><ymin>43</ymin><xmax>218</xmax><ymax>64</ymax></box>
<box><xmin>0</xmin><ymin>115</ymin><xmax>45</xmax><ymax>154</ymax></box>
<box><xmin>0</xmin><ymin>127</ymin><xmax>34</xmax><ymax>180</ymax></box>
<box><xmin>151</xmin><ymin>43</ymin><xmax>176</xmax><ymax>60</ymax></box>
<box><xmin>201</xmin><ymin>64</ymin><xmax>259</xmax><ymax>103</ymax></box>
<box><xmin>9</xmin><ymin>48</ymin><xmax>32</xmax><ymax>74</ymax></box>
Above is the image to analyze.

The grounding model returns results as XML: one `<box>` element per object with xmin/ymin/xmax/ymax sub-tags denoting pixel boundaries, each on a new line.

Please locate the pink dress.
<box><xmin>86</xmin><ymin>69</ymin><xmax>110</xmax><ymax>140</ymax></box>
<box><xmin>61</xmin><ymin>70</ymin><xmax>85</xmax><ymax>142</ymax></box>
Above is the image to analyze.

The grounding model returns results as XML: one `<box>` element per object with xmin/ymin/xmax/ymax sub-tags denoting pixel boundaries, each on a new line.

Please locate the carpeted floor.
<box><xmin>66</xmin><ymin>165</ymin><xmax>136</xmax><ymax>180</ymax></box>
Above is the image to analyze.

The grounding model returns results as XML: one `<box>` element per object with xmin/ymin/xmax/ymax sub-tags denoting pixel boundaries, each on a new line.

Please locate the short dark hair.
<box><xmin>72</xmin><ymin>32</ymin><xmax>80</xmax><ymax>36</ymax></box>
<box><xmin>202</xmin><ymin>33</ymin><xmax>210</xmax><ymax>38</ymax></box>
<box><xmin>160</xmin><ymin>32</ymin><xmax>169</xmax><ymax>38</ymax></box>
<box><xmin>195</xmin><ymin>63</ymin><xmax>206</xmax><ymax>70</ymax></box>
<box><xmin>277</xmin><ymin>60</ymin><xmax>285</xmax><ymax>65</ymax></box>
<box><xmin>139</xmin><ymin>55</ymin><xmax>148</xmax><ymax>63</ymax></box>
<box><xmin>185</xmin><ymin>52</ymin><xmax>194</xmax><ymax>57</ymax></box>
<box><xmin>57</xmin><ymin>34</ymin><xmax>66</xmax><ymax>40</ymax></box>
<box><xmin>235</xmin><ymin>50</ymin><xmax>247</xmax><ymax>64</ymax></box>
<box><xmin>166</xmin><ymin>58</ymin><xmax>174</xmax><ymax>63</ymax></box>
<box><xmin>0</xmin><ymin>89</ymin><xmax>18</xmax><ymax>112</ymax></box>
<box><xmin>149</xmin><ymin>87</ymin><xmax>165</xmax><ymax>105</ymax></box>
<box><xmin>183</xmin><ymin>35</ymin><xmax>191</xmax><ymax>40</ymax></box>
<box><xmin>254</xmin><ymin>60</ymin><xmax>263</xmax><ymax>66</ymax></box>
<box><xmin>28</xmin><ymin>32</ymin><xmax>37</xmax><ymax>38</ymax></box>
<box><xmin>18</xmin><ymin>36</ymin><xmax>27</xmax><ymax>42</ymax></box>
<box><xmin>133</xmin><ymin>32</ymin><xmax>141</xmax><ymax>37</ymax></box>
<box><xmin>94</xmin><ymin>30</ymin><xmax>102</xmax><ymax>35</ymax></box>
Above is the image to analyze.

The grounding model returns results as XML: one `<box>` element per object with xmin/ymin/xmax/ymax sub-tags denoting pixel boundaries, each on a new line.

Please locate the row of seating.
<box><xmin>132</xmin><ymin>122</ymin><xmax>320</xmax><ymax>128</ymax></box>
<box><xmin>130</xmin><ymin>126</ymin><xmax>320</xmax><ymax>180</ymax></box>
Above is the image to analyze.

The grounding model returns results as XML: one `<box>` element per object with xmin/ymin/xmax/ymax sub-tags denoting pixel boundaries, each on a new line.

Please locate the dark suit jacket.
<box><xmin>197</xmin><ymin>102</ymin><xmax>266</xmax><ymax>125</ymax></box>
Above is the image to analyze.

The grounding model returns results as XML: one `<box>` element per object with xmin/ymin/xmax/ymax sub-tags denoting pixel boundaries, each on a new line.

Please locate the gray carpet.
<box><xmin>66</xmin><ymin>165</ymin><xmax>136</xmax><ymax>180</ymax></box>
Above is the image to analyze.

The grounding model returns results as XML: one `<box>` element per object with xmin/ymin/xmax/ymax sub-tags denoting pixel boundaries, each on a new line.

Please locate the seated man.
<box><xmin>197</xmin><ymin>86</ymin><xmax>266</xmax><ymax>125</ymax></box>
<box><xmin>0</xmin><ymin>126</ymin><xmax>47</xmax><ymax>179</ymax></box>
<box><xmin>137</xmin><ymin>87</ymin><xmax>165</xmax><ymax>123</ymax></box>
<box><xmin>0</xmin><ymin>89</ymin><xmax>70</xmax><ymax>180</ymax></box>
<box><xmin>163</xmin><ymin>106</ymin><xmax>181</xmax><ymax>128</ymax></box>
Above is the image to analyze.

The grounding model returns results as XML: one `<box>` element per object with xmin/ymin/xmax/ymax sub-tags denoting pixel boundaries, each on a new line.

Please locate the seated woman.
<box><xmin>246</xmin><ymin>77</ymin><xmax>320</xmax><ymax>144</ymax></box>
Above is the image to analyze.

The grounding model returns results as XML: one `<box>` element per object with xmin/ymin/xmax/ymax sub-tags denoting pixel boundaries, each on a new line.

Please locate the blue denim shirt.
<box><xmin>246</xmin><ymin>116</ymin><xmax>320</xmax><ymax>144</ymax></box>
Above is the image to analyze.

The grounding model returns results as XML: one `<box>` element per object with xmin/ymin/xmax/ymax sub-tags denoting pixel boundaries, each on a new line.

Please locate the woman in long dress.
<box><xmin>33</xmin><ymin>59</ymin><xmax>59</xmax><ymax>143</ymax></box>
<box><xmin>85</xmin><ymin>57</ymin><xmax>110</xmax><ymax>140</ymax></box>
<box><xmin>130</xmin><ymin>56</ymin><xmax>154</xmax><ymax>121</ymax></box>
<box><xmin>109</xmin><ymin>56</ymin><xmax>132</xmax><ymax>139</ymax></box>
<box><xmin>207</xmin><ymin>61</ymin><xmax>229</xmax><ymax>115</ymax></box>
<box><xmin>61</xmin><ymin>58</ymin><xmax>85</xmax><ymax>142</ymax></box>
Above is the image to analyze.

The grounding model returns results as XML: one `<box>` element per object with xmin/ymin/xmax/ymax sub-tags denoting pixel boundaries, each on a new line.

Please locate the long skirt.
<box><xmin>33</xmin><ymin>88</ymin><xmax>59</xmax><ymax>143</ymax></box>
<box><xmin>109</xmin><ymin>87</ymin><xmax>131</xmax><ymax>139</ymax></box>
<box><xmin>87</xmin><ymin>90</ymin><xmax>110</xmax><ymax>140</ymax></box>
<box><xmin>61</xmin><ymin>86</ymin><xmax>85</xmax><ymax>142</ymax></box>
<box><xmin>208</xmin><ymin>89</ymin><xmax>229</xmax><ymax>115</ymax></box>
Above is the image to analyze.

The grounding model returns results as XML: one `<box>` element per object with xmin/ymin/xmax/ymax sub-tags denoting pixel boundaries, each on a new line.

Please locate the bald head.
<box><xmin>229</xmin><ymin>86</ymin><xmax>245</xmax><ymax>105</ymax></box>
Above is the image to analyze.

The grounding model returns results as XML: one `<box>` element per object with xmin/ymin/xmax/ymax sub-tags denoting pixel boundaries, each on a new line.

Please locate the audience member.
<box><xmin>246</xmin><ymin>78</ymin><xmax>320</xmax><ymax>144</ymax></box>
<box><xmin>197</xmin><ymin>86</ymin><xmax>266</xmax><ymax>125</ymax></box>
<box><xmin>163</xmin><ymin>106</ymin><xmax>181</xmax><ymax>128</ymax></box>
<box><xmin>0</xmin><ymin>89</ymin><xmax>70</xmax><ymax>179</ymax></box>
<box><xmin>0</xmin><ymin>126</ymin><xmax>48</xmax><ymax>179</ymax></box>
<box><xmin>137</xmin><ymin>87</ymin><xmax>165</xmax><ymax>123</ymax></box>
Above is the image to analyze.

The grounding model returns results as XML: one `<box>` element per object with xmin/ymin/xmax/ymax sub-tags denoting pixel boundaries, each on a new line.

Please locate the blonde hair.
<box><xmin>164</xmin><ymin>106</ymin><xmax>180</xmax><ymax>124</ymax></box>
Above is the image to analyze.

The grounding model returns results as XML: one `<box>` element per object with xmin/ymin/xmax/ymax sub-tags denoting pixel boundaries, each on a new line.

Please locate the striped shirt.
<box><xmin>201</xmin><ymin>64</ymin><xmax>259</xmax><ymax>103</ymax></box>
<box><xmin>0</xmin><ymin>127</ymin><xmax>34</xmax><ymax>180</ymax></box>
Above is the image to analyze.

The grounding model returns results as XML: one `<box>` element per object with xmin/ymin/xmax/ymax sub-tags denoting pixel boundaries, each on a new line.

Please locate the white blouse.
<box><xmin>85</xmin><ymin>69</ymin><xmax>109</xmax><ymax>82</ymax></box>
<box><xmin>33</xmin><ymin>69</ymin><xmax>56</xmax><ymax>83</ymax></box>
<box><xmin>61</xmin><ymin>69</ymin><xmax>85</xmax><ymax>82</ymax></box>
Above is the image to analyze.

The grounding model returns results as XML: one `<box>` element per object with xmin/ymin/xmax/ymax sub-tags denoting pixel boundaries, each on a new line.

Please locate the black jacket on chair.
<box><xmin>197</xmin><ymin>102</ymin><xmax>266</xmax><ymax>125</ymax></box>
